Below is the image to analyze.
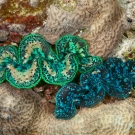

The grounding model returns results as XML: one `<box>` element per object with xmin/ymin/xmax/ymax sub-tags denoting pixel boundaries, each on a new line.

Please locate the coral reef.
<box><xmin>0</xmin><ymin>0</ymin><xmax>134</xmax><ymax>134</ymax></box>
<box><xmin>0</xmin><ymin>34</ymin><xmax>102</xmax><ymax>88</ymax></box>
<box><xmin>43</xmin><ymin>85</ymin><xmax>58</xmax><ymax>102</ymax></box>
<box><xmin>55</xmin><ymin>57</ymin><xmax>135</xmax><ymax>119</ymax></box>
<box><xmin>8</xmin><ymin>24</ymin><xmax>26</xmax><ymax>33</ymax></box>
<box><xmin>39</xmin><ymin>0</ymin><xmax>128</xmax><ymax>59</ymax></box>
<box><xmin>0</xmin><ymin>82</ymin><xmax>135</xmax><ymax>135</ymax></box>
<box><xmin>29</xmin><ymin>0</ymin><xmax>39</xmax><ymax>7</ymax></box>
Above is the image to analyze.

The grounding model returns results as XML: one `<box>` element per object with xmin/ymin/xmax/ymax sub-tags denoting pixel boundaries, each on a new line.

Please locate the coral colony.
<box><xmin>0</xmin><ymin>0</ymin><xmax>135</xmax><ymax>134</ymax></box>
<box><xmin>0</xmin><ymin>33</ymin><xmax>134</xmax><ymax>119</ymax></box>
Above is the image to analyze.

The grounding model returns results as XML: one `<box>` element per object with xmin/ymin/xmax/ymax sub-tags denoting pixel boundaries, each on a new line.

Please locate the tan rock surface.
<box><xmin>0</xmin><ymin>83</ymin><xmax>135</xmax><ymax>135</ymax></box>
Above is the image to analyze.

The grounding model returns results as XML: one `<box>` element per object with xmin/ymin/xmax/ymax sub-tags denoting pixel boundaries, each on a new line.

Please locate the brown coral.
<box><xmin>39</xmin><ymin>0</ymin><xmax>129</xmax><ymax>59</ymax></box>
<box><xmin>0</xmin><ymin>82</ymin><xmax>135</xmax><ymax>135</ymax></box>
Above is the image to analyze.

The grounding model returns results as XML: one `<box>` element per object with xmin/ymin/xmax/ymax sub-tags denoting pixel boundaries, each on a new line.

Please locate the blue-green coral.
<box><xmin>54</xmin><ymin>57</ymin><xmax>135</xmax><ymax>119</ymax></box>
<box><xmin>0</xmin><ymin>33</ymin><xmax>102</xmax><ymax>88</ymax></box>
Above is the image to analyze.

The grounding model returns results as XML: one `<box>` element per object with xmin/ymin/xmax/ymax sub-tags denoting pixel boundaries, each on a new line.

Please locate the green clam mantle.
<box><xmin>0</xmin><ymin>34</ymin><xmax>102</xmax><ymax>88</ymax></box>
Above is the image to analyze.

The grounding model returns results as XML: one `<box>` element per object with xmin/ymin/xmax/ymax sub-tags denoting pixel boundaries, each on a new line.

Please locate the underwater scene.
<box><xmin>0</xmin><ymin>0</ymin><xmax>135</xmax><ymax>135</ymax></box>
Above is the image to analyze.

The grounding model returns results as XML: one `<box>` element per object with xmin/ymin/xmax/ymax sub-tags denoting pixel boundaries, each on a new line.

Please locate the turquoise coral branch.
<box><xmin>0</xmin><ymin>33</ymin><xmax>102</xmax><ymax>88</ymax></box>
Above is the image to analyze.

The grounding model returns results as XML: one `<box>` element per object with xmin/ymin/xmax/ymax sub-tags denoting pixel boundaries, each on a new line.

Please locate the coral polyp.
<box><xmin>0</xmin><ymin>34</ymin><xmax>102</xmax><ymax>88</ymax></box>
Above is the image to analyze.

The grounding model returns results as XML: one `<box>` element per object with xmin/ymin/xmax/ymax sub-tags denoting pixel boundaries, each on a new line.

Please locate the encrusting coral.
<box><xmin>39</xmin><ymin>0</ymin><xmax>129</xmax><ymax>59</ymax></box>
<box><xmin>0</xmin><ymin>82</ymin><xmax>135</xmax><ymax>135</ymax></box>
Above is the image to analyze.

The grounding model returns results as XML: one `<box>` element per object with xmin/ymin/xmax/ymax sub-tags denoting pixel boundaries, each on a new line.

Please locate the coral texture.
<box><xmin>0</xmin><ymin>83</ymin><xmax>135</xmax><ymax>135</ymax></box>
<box><xmin>39</xmin><ymin>0</ymin><xmax>129</xmax><ymax>59</ymax></box>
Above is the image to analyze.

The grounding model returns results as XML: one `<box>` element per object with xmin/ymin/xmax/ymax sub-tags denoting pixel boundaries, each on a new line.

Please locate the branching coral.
<box><xmin>0</xmin><ymin>33</ymin><xmax>102</xmax><ymax>88</ymax></box>
<box><xmin>55</xmin><ymin>57</ymin><xmax>135</xmax><ymax>119</ymax></box>
<box><xmin>39</xmin><ymin>0</ymin><xmax>129</xmax><ymax>59</ymax></box>
<box><xmin>0</xmin><ymin>82</ymin><xmax>135</xmax><ymax>135</ymax></box>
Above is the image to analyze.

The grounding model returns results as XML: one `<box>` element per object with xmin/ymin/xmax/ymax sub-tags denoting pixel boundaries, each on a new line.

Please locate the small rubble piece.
<box><xmin>44</xmin><ymin>85</ymin><xmax>59</xmax><ymax>103</ymax></box>
<box><xmin>29</xmin><ymin>0</ymin><xmax>39</xmax><ymax>7</ymax></box>
<box><xmin>0</xmin><ymin>30</ymin><xmax>9</xmax><ymax>42</ymax></box>
<box><xmin>102</xmin><ymin>97</ymin><xmax>122</xmax><ymax>104</ymax></box>
<box><xmin>33</xmin><ymin>86</ymin><xmax>44</xmax><ymax>93</ymax></box>
<box><xmin>0</xmin><ymin>0</ymin><xmax>7</xmax><ymax>9</ymax></box>
<box><xmin>8</xmin><ymin>24</ymin><xmax>26</xmax><ymax>33</ymax></box>
<box><xmin>131</xmin><ymin>87</ymin><xmax>135</xmax><ymax>97</ymax></box>
<box><xmin>8</xmin><ymin>32</ymin><xmax>22</xmax><ymax>44</ymax></box>
<box><xmin>33</xmin><ymin>86</ymin><xmax>44</xmax><ymax>97</ymax></box>
<box><xmin>33</xmin><ymin>84</ymin><xmax>59</xmax><ymax>103</ymax></box>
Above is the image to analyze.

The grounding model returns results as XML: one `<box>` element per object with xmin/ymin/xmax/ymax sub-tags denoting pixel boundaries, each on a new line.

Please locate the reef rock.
<box><xmin>0</xmin><ymin>83</ymin><xmax>135</xmax><ymax>135</ymax></box>
<box><xmin>39</xmin><ymin>0</ymin><xmax>129</xmax><ymax>59</ymax></box>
